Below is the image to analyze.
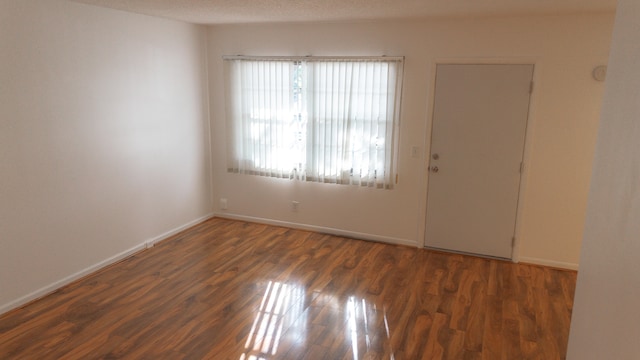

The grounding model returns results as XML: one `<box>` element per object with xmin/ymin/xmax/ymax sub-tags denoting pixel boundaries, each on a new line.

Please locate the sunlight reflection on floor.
<box><xmin>240</xmin><ymin>281</ymin><xmax>306</xmax><ymax>359</ymax></box>
<box><xmin>240</xmin><ymin>281</ymin><xmax>395</xmax><ymax>359</ymax></box>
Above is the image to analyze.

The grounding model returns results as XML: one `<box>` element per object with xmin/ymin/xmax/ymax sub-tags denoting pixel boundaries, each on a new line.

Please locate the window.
<box><xmin>224</xmin><ymin>56</ymin><xmax>404</xmax><ymax>189</ymax></box>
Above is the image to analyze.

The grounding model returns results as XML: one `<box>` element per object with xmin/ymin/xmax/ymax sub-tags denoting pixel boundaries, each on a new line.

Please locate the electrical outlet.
<box><xmin>220</xmin><ymin>198</ymin><xmax>228</xmax><ymax>210</ymax></box>
<box><xmin>291</xmin><ymin>201</ymin><xmax>300</xmax><ymax>212</ymax></box>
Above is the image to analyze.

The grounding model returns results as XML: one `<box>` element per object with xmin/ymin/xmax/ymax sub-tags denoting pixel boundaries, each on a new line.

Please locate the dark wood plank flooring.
<box><xmin>0</xmin><ymin>217</ymin><xmax>577</xmax><ymax>359</ymax></box>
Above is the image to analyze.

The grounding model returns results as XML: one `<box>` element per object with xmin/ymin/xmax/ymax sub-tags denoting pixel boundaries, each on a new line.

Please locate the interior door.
<box><xmin>424</xmin><ymin>64</ymin><xmax>534</xmax><ymax>259</ymax></box>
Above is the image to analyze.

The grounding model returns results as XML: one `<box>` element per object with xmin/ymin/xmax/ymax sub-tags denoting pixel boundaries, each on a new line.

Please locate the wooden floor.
<box><xmin>0</xmin><ymin>218</ymin><xmax>577</xmax><ymax>359</ymax></box>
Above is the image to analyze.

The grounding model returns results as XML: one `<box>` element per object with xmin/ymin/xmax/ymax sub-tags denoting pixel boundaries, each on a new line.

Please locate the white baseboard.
<box><xmin>518</xmin><ymin>256</ymin><xmax>579</xmax><ymax>271</ymax></box>
<box><xmin>144</xmin><ymin>213</ymin><xmax>214</xmax><ymax>248</ymax></box>
<box><xmin>0</xmin><ymin>243</ymin><xmax>146</xmax><ymax>317</ymax></box>
<box><xmin>0</xmin><ymin>213</ymin><xmax>214</xmax><ymax>316</ymax></box>
<box><xmin>213</xmin><ymin>212</ymin><xmax>418</xmax><ymax>248</ymax></box>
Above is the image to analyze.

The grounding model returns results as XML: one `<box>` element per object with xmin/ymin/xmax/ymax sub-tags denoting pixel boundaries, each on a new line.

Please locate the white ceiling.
<box><xmin>70</xmin><ymin>0</ymin><xmax>617</xmax><ymax>24</ymax></box>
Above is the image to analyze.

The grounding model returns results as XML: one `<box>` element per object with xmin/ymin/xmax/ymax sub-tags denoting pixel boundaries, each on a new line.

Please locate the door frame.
<box><xmin>417</xmin><ymin>58</ymin><xmax>540</xmax><ymax>262</ymax></box>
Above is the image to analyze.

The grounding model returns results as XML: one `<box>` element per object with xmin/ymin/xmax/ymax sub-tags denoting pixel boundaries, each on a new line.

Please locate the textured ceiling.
<box><xmin>70</xmin><ymin>0</ymin><xmax>617</xmax><ymax>24</ymax></box>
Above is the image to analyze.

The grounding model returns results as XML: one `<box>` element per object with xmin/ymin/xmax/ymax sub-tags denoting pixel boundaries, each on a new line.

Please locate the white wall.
<box><xmin>207</xmin><ymin>14</ymin><xmax>614</xmax><ymax>268</ymax></box>
<box><xmin>567</xmin><ymin>0</ymin><xmax>640</xmax><ymax>358</ymax></box>
<box><xmin>0</xmin><ymin>0</ymin><xmax>212</xmax><ymax>313</ymax></box>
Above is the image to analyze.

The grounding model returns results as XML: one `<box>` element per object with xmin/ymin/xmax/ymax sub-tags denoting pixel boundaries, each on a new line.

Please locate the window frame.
<box><xmin>223</xmin><ymin>55</ymin><xmax>404</xmax><ymax>189</ymax></box>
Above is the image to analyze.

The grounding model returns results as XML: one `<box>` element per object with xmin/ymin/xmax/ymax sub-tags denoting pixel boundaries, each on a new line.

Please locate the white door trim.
<box><xmin>417</xmin><ymin>57</ymin><xmax>541</xmax><ymax>263</ymax></box>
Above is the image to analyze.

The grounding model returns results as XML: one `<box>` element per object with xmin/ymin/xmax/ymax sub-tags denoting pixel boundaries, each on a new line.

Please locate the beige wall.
<box><xmin>0</xmin><ymin>1</ymin><xmax>212</xmax><ymax>313</ymax></box>
<box><xmin>568</xmin><ymin>0</ymin><xmax>640</xmax><ymax>357</ymax></box>
<box><xmin>208</xmin><ymin>14</ymin><xmax>614</xmax><ymax>269</ymax></box>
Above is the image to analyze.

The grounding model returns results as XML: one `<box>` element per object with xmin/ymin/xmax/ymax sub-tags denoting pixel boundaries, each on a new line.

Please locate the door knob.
<box><xmin>432</xmin><ymin>153</ymin><xmax>439</xmax><ymax>160</ymax></box>
<box><xmin>431</xmin><ymin>166</ymin><xmax>439</xmax><ymax>173</ymax></box>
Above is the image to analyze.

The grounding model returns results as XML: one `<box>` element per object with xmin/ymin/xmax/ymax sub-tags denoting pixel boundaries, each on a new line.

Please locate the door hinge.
<box><xmin>395</xmin><ymin>173</ymin><xmax>399</xmax><ymax>184</ymax></box>
<box><xmin>520</xmin><ymin>162</ymin><xmax>524</xmax><ymax>173</ymax></box>
<box><xmin>529</xmin><ymin>81</ymin><xmax>534</xmax><ymax>94</ymax></box>
<box><xmin>512</xmin><ymin>236</ymin><xmax>516</xmax><ymax>246</ymax></box>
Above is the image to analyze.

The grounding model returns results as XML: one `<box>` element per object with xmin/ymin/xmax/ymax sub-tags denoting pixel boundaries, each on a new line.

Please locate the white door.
<box><xmin>425</xmin><ymin>64</ymin><xmax>534</xmax><ymax>259</ymax></box>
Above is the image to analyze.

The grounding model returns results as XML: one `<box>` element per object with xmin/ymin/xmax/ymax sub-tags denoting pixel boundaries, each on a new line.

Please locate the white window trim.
<box><xmin>223</xmin><ymin>55</ymin><xmax>404</xmax><ymax>189</ymax></box>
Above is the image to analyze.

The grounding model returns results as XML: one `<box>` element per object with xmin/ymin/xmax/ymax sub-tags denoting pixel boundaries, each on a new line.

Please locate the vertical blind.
<box><xmin>224</xmin><ymin>56</ymin><xmax>404</xmax><ymax>189</ymax></box>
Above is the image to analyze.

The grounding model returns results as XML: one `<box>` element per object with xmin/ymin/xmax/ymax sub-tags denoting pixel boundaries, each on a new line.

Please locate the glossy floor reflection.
<box><xmin>241</xmin><ymin>283</ymin><xmax>396</xmax><ymax>360</ymax></box>
<box><xmin>0</xmin><ymin>218</ymin><xmax>577</xmax><ymax>359</ymax></box>
<box><xmin>241</xmin><ymin>281</ymin><xmax>306</xmax><ymax>358</ymax></box>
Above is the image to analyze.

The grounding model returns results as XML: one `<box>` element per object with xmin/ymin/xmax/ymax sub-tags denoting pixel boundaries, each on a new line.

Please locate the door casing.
<box><xmin>418</xmin><ymin>58</ymin><xmax>539</xmax><ymax>262</ymax></box>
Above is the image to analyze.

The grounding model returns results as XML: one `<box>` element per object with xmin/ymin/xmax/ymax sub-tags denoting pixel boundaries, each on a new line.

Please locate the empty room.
<box><xmin>1</xmin><ymin>0</ymin><xmax>639</xmax><ymax>359</ymax></box>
